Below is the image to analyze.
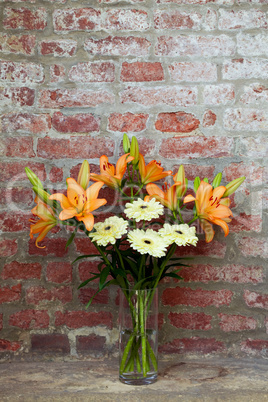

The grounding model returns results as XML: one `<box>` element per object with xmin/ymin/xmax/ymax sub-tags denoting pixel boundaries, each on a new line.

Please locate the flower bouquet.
<box><xmin>25</xmin><ymin>134</ymin><xmax>245</xmax><ymax>385</ymax></box>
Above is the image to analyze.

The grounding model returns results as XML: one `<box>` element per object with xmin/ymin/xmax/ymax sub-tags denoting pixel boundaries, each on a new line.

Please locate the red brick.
<box><xmin>108</xmin><ymin>113</ymin><xmax>148</xmax><ymax>132</ymax></box>
<box><xmin>38</xmin><ymin>89</ymin><xmax>114</xmax><ymax>108</ymax></box>
<box><xmin>159</xmin><ymin>337</ymin><xmax>225</xmax><ymax>354</ymax></box>
<box><xmin>39</xmin><ymin>39</ymin><xmax>77</xmax><ymax>56</ymax></box>
<box><xmin>240</xmin><ymin>83</ymin><xmax>268</xmax><ymax>104</ymax></box>
<box><xmin>162</xmin><ymin>287</ymin><xmax>233</xmax><ymax>307</ymax></box>
<box><xmin>0</xmin><ymin>187</ymin><xmax>33</xmax><ymax>207</ymax></box>
<box><xmin>202</xmin><ymin>110</ymin><xmax>217</xmax><ymax>127</ymax></box>
<box><xmin>69</xmin><ymin>62</ymin><xmax>115</xmax><ymax>82</ymax></box>
<box><xmin>78</xmin><ymin>288</ymin><xmax>109</xmax><ymax>305</ymax></box>
<box><xmin>0</xmin><ymin>314</ymin><xmax>2</xmax><ymax>331</ymax></box>
<box><xmin>9</xmin><ymin>310</ymin><xmax>49</xmax><ymax>329</ymax></box>
<box><xmin>0</xmin><ymin>33</ymin><xmax>35</xmax><ymax>55</ymax></box>
<box><xmin>53</xmin><ymin>8</ymin><xmax>101</xmax><ymax>32</ymax></box>
<box><xmin>4</xmin><ymin>7</ymin><xmax>47</xmax><ymax>30</ymax></box>
<box><xmin>169</xmin><ymin>62</ymin><xmax>217</xmax><ymax>82</ymax></box>
<box><xmin>0</xmin><ymin>212</ymin><xmax>30</xmax><ymax>232</ymax></box>
<box><xmin>28</xmin><ymin>238</ymin><xmax>69</xmax><ymax>257</ymax></box>
<box><xmin>241</xmin><ymin>339</ymin><xmax>268</xmax><ymax>357</ymax></box>
<box><xmin>26</xmin><ymin>286</ymin><xmax>72</xmax><ymax>305</ymax></box>
<box><xmin>121</xmin><ymin>62</ymin><xmax>164</xmax><ymax>82</ymax></box>
<box><xmin>219</xmin><ymin>314</ymin><xmax>257</xmax><ymax>332</ymax></box>
<box><xmin>37</xmin><ymin>136</ymin><xmax>114</xmax><ymax>159</ymax></box>
<box><xmin>52</xmin><ymin>112</ymin><xmax>100</xmax><ymax>133</ymax></box>
<box><xmin>173</xmin><ymin>164</ymin><xmax>215</xmax><ymax>182</ymax></box>
<box><xmin>160</xmin><ymin>136</ymin><xmax>234</xmax><ymax>158</ymax></box>
<box><xmin>238</xmin><ymin>237</ymin><xmax>268</xmax><ymax>259</ymax></box>
<box><xmin>31</xmin><ymin>334</ymin><xmax>70</xmax><ymax>353</ymax></box>
<box><xmin>244</xmin><ymin>290</ymin><xmax>268</xmax><ymax>310</ymax></box>
<box><xmin>0</xmin><ymin>161</ymin><xmax>46</xmax><ymax>183</ymax></box>
<box><xmin>0</xmin><ymin>284</ymin><xmax>21</xmax><ymax>304</ymax></box>
<box><xmin>224</xmin><ymin>109</ymin><xmax>268</xmax><ymax>131</ymax></box>
<box><xmin>103</xmin><ymin>9</ymin><xmax>149</xmax><ymax>31</ymax></box>
<box><xmin>49</xmin><ymin>64</ymin><xmax>65</xmax><ymax>83</ymax></box>
<box><xmin>2</xmin><ymin>261</ymin><xmax>42</xmax><ymax>280</ymax></box>
<box><xmin>219</xmin><ymin>9</ymin><xmax>267</xmax><ymax>30</ymax></box>
<box><xmin>169</xmin><ymin>312</ymin><xmax>212</xmax><ymax>330</ymax></box>
<box><xmin>0</xmin><ymin>339</ymin><xmax>21</xmax><ymax>352</ymax></box>
<box><xmin>1</xmin><ymin>113</ymin><xmax>51</xmax><ymax>134</ymax></box>
<box><xmin>203</xmin><ymin>84</ymin><xmax>235</xmax><ymax>105</ymax></box>
<box><xmin>0</xmin><ymin>61</ymin><xmax>44</xmax><ymax>83</ymax></box>
<box><xmin>76</xmin><ymin>335</ymin><xmax>106</xmax><ymax>354</ymax></box>
<box><xmin>265</xmin><ymin>317</ymin><xmax>268</xmax><ymax>334</ymax></box>
<box><xmin>75</xmin><ymin>238</ymin><xmax>98</xmax><ymax>255</ymax></box>
<box><xmin>180</xmin><ymin>264</ymin><xmax>263</xmax><ymax>284</ymax></box>
<box><xmin>120</xmin><ymin>86</ymin><xmax>197</xmax><ymax>107</ymax></box>
<box><xmin>46</xmin><ymin>262</ymin><xmax>72</xmax><ymax>284</ymax></box>
<box><xmin>229</xmin><ymin>213</ymin><xmax>262</xmax><ymax>233</ymax></box>
<box><xmin>55</xmin><ymin>311</ymin><xmax>113</xmax><ymax>329</ymax></box>
<box><xmin>85</xmin><ymin>36</ymin><xmax>151</xmax><ymax>56</ymax></box>
<box><xmin>222</xmin><ymin>59</ymin><xmax>268</xmax><ymax>80</ymax></box>
<box><xmin>175</xmin><ymin>240</ymin><xmax>226</xmax><ymax>259</ymax></box>
<box><xmin>154</xmin><ymin>10</ymin><xmax>202</xmax><ymax>30</ymax></box>
<box><xmin>156</xmin><ymin>35</ymin><xmax>235</xmax><ymax>57</ymax></box>
<box><xmin>157</xmin><ymin>0</ymin><xmax>234</xmax><ymax>3</ymax></box>
<box><xmin>0</xmin><ymin>239</ymin><xmax>18</xmax><ymax>257</ymax></box>
<box><xmin>237</xmin><ymin>33</ymin><xmax>268</xmax><ymax>57</ymax></box>
<box><xmin>1</xmin><ymin>136</ymin><xmax>35</xmax><ymax>158</ymax></box>
<box><xmin>78</xmin><ymin>260</ymin><xmax>102</xmax><ymax>283</ymax></box>
<box><xmin>224</xmin><ymin>162</ymin><xmax>264</xmax><ymax>187</ymax></box>
<box><xmin>49</xmin><ymin>166</ymin><xmax>63</xmax><ymax>183</ymax></box>
<box><xmin>155</xmin><ymin>112</ymin><xmax>200</xmax><ymax>133</ymax></box>
<box><xmin>0</xmin><ymin>87</ymin><xmax>35</xmax><ymax>107</ymax></box>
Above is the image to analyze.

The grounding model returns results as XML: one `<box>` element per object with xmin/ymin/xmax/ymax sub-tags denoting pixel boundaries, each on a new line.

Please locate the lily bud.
<box><xmin>130</xmin><ymin>136</ymin><xmax>139</xmax><ymax>164</ymax></box>
<box><xmin>122</xmin><ymin>133</ymin><xmax>130</xmax><ymax>153</ymax></box>
<box><xmin>212</xmin><ymin>172</ymin><xmax>222</xmax><ymax>189</ymax></box>
<box><xmin>32</xmin><ymin>186</ymin><xmax>53</xmax><ymax>206</ymax></box>
<box><xmin>222</xmin><ymin>176</ymin><xmax>246</xmax><ymax>197</ymax></box>
<box><xmin>77</xmin><ymin>160</ymin><xmax>90</xmax><ymax>190</ymax></box>
<box><xmin>194</xmin><ymin>176</ymin><xmax>201</xmax><ymax>193</ymax></box>
<box><xmin>25</xmin><ymin>167</ymin><xmax>43</xmax><ymax>189</ymax></box>
<box><xmin>203</xmin><ymin>177</ymin><xmax>209</xmax><ymax>183</ymax></box>
<box><xmin>174</xmin><ymin>165</ymin><xmax>187</xmax><ymax>197</ymax></box>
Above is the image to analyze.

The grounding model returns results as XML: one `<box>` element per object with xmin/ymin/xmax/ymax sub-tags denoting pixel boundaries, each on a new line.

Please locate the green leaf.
<box><xmin>194</xmin><ymin>177</ymin><xmax>200</xmax><ymax>193</ymax></box>
<box><xmin>65</xmin><ymin>229</ymin><xmax>77</xmax><ymax>249</ymax></box>
<box><xmin>72</xmin><ymin>254</ymin><xmax>101</xmax><ymax>264</ymax></box>
<box><xmin>203</xmin><ymin>177</ymin><xmax>209</xmax><ymax>183</ymax></box>
<box><xmin>78</xmin><ymin>275</ymin><xmax>100</xmax><ymax>289</ymax></box>
<box><xmin>212</xmin><ymin>172</ymin><xmax>222</xmax><ymax>189</ymax></box>
<box><xmin>99</xmin><ymin>265</ymin><xmax>110</xmax><ymax>290</ymax></box>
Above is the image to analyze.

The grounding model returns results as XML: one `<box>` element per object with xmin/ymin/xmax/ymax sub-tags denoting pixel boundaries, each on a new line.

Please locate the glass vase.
<box><xmin>119</xmin><ymin>288</ymin><xmax>158</xmax><ymax>385</ymax></box>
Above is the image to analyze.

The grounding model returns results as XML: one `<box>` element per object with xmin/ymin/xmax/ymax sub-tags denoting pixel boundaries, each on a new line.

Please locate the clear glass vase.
<box><xmin>119</xmin><ymin>288</ymin><xmax>158</xmax><ymax>385</ymax></box>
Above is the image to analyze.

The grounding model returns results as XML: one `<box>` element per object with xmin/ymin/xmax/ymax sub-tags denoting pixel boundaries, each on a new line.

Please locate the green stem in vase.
<box><xmin>139</xmin><ymin>292</ymin><xmax>147</xmax><ymax>377</ymax></box>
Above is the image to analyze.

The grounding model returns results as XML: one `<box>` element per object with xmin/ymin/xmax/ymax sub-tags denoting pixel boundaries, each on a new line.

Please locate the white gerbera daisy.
<box><xmin>89</xmin><ymin>216</ymin><xmax>128</xmax><ymax>246</ymax></box>
<box><xmin>159</xmin><ymin>223</ymin><xmax>198</xmax><ymax>247</ymax></box>
<box><xmin>124</xmin><ymin>198</ymin><xmax>164</xmax><ymax>222</ymax></box>
<box><xmin>127</xmin><ymin>228</ymin><xmax>168</xmax><ymax>258</ymax></box>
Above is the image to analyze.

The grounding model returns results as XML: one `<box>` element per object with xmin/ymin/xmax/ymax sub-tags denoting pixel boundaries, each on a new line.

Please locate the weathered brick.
<box><xmin>0</xmin><ymin>34</ymin><xmax>35</xmax><ymax>55</ymax></box>
<box><xmin>38</xmin><ymin>89</ymin><xmax>115</xmax><ymax>108</ymax></box>
<box><xmin>238</xmin><ymin>237</ymin><xmax>268</xmax><ymax>258</ymax></box>
<box><xmin>265</xmin><ymin>317</ymin><xmax>268</xmax><ymax>334</ymax></box>
<box><xmin>154</xmin><ymin>10</ymin><xmax>202</xmax><ymax>30</ymax></box>
<box><xmin>108</xmin><ymin>113</ymin><xmax>148</xmax><ymax>132</ymax></box>
<box><xmin>9</xmin><ymin>310</ymin><xmax>49</xmax><ymax>329</ymax></box>
<box><xmin>0</xmin><ymin>339</ymin><xmax>21</xmax><ymax>352</ymax></box>
<box><xmin>52</xmin><ymin>112</ymin><xmax>100</xmax><ymax>133</ymax></box>
<box><xmin>219</xmin><ymin>9</ymin><xmax>267</xmax><ymax>30</ymax></box>
<box><xmin>31</xmin><ymin>334</ymin><xmax>70</xmax><ymax>353</ymax></box>
<box><xmin>155</xmin><ymin>112</ymin><xmax>200</xmax><ymax>133</ymax></box>
<box><xmin>46</xmin><ymin>262</ymin><xmax>72</xmax><ymax>284</ymax></box>
<box><xmin>237</xmin><ymin>137</ymin><xmax>267</xmax><ymax>159</ymax></box>
<box><xmin>37</xmin><ymin>136</ymin><xmax>114</xmax><ymax>159</ymax></box>
<box><xmin>156</xmin><ymin>35</ymin><xmax>235</xmax><ymax>57</ymax></box>
<box><xmin>0</xmin><ymin>239</ymin><xmax>18</xmax><ymax>257</ymax></box>
<box><xmin>169</xmin><ymin>312</ymin><xmax>212</xmax><ymax>330</ymax></box>
<box><xmin>0</xmin><ymin>61</ymin><xmax>44</xmax><ymax>83</ymax></box>
<box><xmin>219</xmin><ymin>314</ymin><xmax>257</xmax><ymax>332</ymax></box>
<box><xmin>0</xmin><ymin>161</ymin><xmax>45</xmax><ymax>182</ymax></box>
<box><xmin>229</xmin><ymin>213</ymin><xmax>262</xmax><ymax>233</ymax></box>
<box><xmin>26</xmin><ymin>286</ymin><xmax>72</xmax><ymax>305</ymax></box>
<box><xmin>222</xmin><ymin>59</ymin><xmax>268</xmax><ymax>80</ymax></box>
<box><xmin>102</xmin><ymin>9</ymin><xmax>149</xmax><ymax>31</ymax></box>
<box><xmin>160</xmin><ymin>136</ymin><xmax>233</xmax><ymax>159</ymax></box>
<box><xmin>0</xmin><ymin>212</ymin><xmax>30</xmax><ymax>232</ymax></box>
<box><xmin>53</xmin><ymin>8</ymin><xmax>100</xmax><ymax>32</ymax></box>
<box><xmin>85</xmin><ymin>36</ymin><xmax>151</xmax><ymax>56</ymax></box>
<box><xmin>49</xmin><ymin>166</ymin><xmax>63</xmax><ymax>183</ymax></box>
<box><xmin>180</xmin><ymin>264</ymin><xmax>263</xmax><ymax>284</ymax></box>
<box><xmin>76</xmin><ymin>335</ymin><xmax>106</xmax><ymax>354</ymax></box>
<box><xmin>0</xmin><ymin>187</ymin><xmax>33</xmax><ymax>207</ymax></box>
<box><xmin>69</xmin><ymin>62</ymin><xmax>115</xmax><ymax>82</ymax></box>
<box><xmin>157</xmin><ymin>0</ymin><xmax>234</xmax><ymax>3</ymax></box>
<box><xmin>237</xmin><ymin>33</ymin><xmax>268</xmax><ymax>57</ymax></box>
<box><xmin>240</xmin><ymin>83</ymin><xmax>268</xmax><ymax>104</ymax></box>
<box><xmin>0</xmin><ymin>136</ymin><xmax>35</xmax><ymax>158</ymax></box>
<box><xmin>78</xmin><ymin>288</ymin><xmax>109</xmax><ymax>305</ymax></box>
<box><xmin>174</xmin><ymin>240</ymin><xmax>226</xmax><ymax>258</ymax></box>
<box><xmin>1</xmin><ymin>113</ymin><xmax>51</xmax><ymax>134</ymax></box>
<box><xmin>203</xmin><ymin>84</ymin><xmax>235</xmax><ymax>105</ymax></box>
<box><xmin>241</xmin><ymin>339</ymin><xmax>268</xmax><ymax>357</ymax></box>
<box><xmin>162</xmin><ymin>287</ymin><xmax>233</xmax><ymax>307</ymax></box>
<box><xmin>28</xmin><ymin>238</ymin><xmax>69</xmax><ymax>257</ymax></box>
<box><xmin>55</xmin><ymin>311</ymin><xmax>113</xmax><ymax>329</ymax></box>
<box><xmin>120</xmin><ymin>86</ymin><xmax>197</xmax><ymax>107</ymax></box>
<box><xmin>203</xmin><ymin>9</ymin><xmax>217</xmax><ymax>31</ymax></box>
<box><xmin>2</xmin><ymin>261</ymin><xmax>42</xmax><ymax>280</ymax></box>
<box><xmin>0</xmin><ymin>314</ymin><xmax>2</xmax><ymax>331</ymax></box>
<box><xmin>39</xmin><ymin>39</ymin><xmax>77</xmax><ymax>56</ymax></box>
<box><xmin>169</xmin><ymin>62</ymin><xmax>217</xmax><ymax>82</ymax></box>
<box><xmin>202</xmin><ymin>110</ymin><xmax>217</xmax><ymax>127</ymax></box>
<box><xmin>49</xmin><ymin>64</ymin><xmax>65</xmax><ymax>83</ymax></box>
<box><xmin>244</xmin><ymin>290</ymin><xmax>268</xmax><ymax>310</ymax></box>
<box><xmin>121</xmin><ymin>62</ymin><xmax>164</xmax><ymax>82</ymax></box>
<box><xmin>159</xmin><ymin>337</ymin><xmax>225</xmax><ymax>354</ymax></box>
<box><xmin>0</xmin><ymin>284</ymin><xmax>21</xmax><ymax>304</ymax></box>
<box><xmin>0</xmin><ymin>87</ymin><xmax>35</xmax><ymax>107</ymax></box>
<box><xmin>224</xmin><ymin>162</ymin><xmax>264</xmax><ymax>186</ymax></box>
<box><xmin>4</xmin><ymin>7</ymin><xmax>47</xmax><ymax>30</ymax></box>
<box><xmin>224</xmin><ymin>109</ymin><xmax>268</xmax><ymax>131</ymax></box>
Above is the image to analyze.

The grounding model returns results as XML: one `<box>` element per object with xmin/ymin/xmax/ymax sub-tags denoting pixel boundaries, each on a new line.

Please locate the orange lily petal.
<box><xmin>59</xmin><ymin>208</ymin><xmax>77</xmax><ymax>220</ymax></box>
<box><xmin>200</xmin><ymin>219</ymin><xmax>215</xmax><ymax>243</ymax></box>
<box><xmin>50</xmin><ymin>193</ymin><xmax>72</xmax><ymax>210</ymax></box>
<box><xmin>77</xmin><ymin>214</ymin><xmax>94</xmax><ymax>231</ymax></box>
<box><xmin>184</xmin><ymin>194</ymin><xmax>196</xmax><ymax>203</ymax></box>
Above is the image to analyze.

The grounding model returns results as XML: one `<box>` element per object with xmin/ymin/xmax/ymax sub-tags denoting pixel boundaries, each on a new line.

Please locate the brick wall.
<box><xmin>0</xmin><ymin>0</ymin><xmax>267</xmax><ymax>359</ymax></box>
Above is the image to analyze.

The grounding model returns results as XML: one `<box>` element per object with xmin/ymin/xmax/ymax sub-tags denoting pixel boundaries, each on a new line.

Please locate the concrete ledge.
<box><xmin>1</xmin><ymin>357</ymin><xmax>268</xmax><ymax>401</ymax></box>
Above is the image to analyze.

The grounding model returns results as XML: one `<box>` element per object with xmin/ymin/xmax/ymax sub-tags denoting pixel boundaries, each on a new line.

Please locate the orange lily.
<box><xmin>138</xmin><ymin>154</ymin><xmax>172</xmax><ymax>185</ymax></box>
<box><xmin>30</xmin><ymin>200</ymin><xmax>57</xmax><ymax>248</ymax></box>
<box><xmin>145</xmin><ymin>180</ymin><xmax>181</xmax><ymax>212</ymax></box>
<box><xmin>50</xmin><ymin>178</ymin><xmax>107</xmax><ymax>231</ymax></box>
<box><xmin>184</xmin><ymin>181</ymin><xmax>232</xmax><ymax>242</ymax></box>
<box><xmin>90</xmin><ymin>154</ymin><xmax>134</xmax><ymax>189</ymax></box>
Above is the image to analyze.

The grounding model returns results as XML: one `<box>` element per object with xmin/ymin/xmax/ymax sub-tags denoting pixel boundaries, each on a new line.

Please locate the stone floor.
<box><xmin>0</xmin><ymin>357</ymin><xmax>267</xmax><ymax>401</ymax></box>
